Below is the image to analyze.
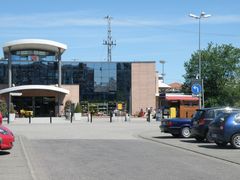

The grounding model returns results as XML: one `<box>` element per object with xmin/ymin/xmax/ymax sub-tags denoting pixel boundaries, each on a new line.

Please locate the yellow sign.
<box><xmin>170</xmin><ymin>107</ymin><xmax>176</xmax><ymax>118</ymax></box>
<box><xmin>117</xmin><ymin>103</ymin><xmax>122</xmax><ymax>110</ymax></box>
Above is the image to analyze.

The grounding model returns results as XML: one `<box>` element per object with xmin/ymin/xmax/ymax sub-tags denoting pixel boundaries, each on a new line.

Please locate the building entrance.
<box><xmin>12</xmin><ymin>96</ymin><xmax>55</xmax><ymax>117</ymax></box>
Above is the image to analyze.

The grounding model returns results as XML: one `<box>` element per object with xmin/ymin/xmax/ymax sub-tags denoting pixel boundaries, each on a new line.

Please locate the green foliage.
<box><xmin>183</xmin><ymin>43</ymin><xmax>240</xmax><ymax>107</ymax></box>
<box><xmin>74</xmin><ymin>103</ymin><xmax>82</xmax><ymax>113</ymax></box>
<box><xmin>0</xmin><ymin>102</ymin><xmax>16</xmax><ymax>116</ymax></box>
<box><xmin>0</xmin><ymin>101</ymin><xmax>7</xmax><ymax>117</ymax></box>
<box><xmin>88</xmin><ymin>104</ymin><xmax>97</xmax><ymax>114</ymax></box>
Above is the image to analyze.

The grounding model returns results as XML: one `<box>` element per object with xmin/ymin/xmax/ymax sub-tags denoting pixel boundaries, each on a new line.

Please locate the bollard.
<box><xmin>110</xmin><ymin>111</ymin><xmax>113</xmax><ymax>123</ymax></box>
<box><xmin>125</xmin><ymin>113</ymin><xmax>128</xmax><ymax>122</ymax></box>
<box><xmin>29</xmin><ymin>116</ymin><xmax>31</xmax><ymax>124</ymax></box>
<box><xmin>50</xmin><ymin>111</ymin><xmax>53</xmax><ymax>124</ymax></box>
<box><xmin>90</xmin><ymin>112</ymin><xmax>93</xmax><ymax>123</ymax></box>
<box><xmin>88</xmin><ymin>113</ymin><xmax>90</xmax><ymax>122</ymax></box>
<box><xmin>70</xmin><ymin>113</ymin><xmax>73</xmax><ymax>123</ymax></box>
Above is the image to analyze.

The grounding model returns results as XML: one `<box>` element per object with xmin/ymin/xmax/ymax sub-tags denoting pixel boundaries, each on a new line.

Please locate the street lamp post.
<box><xmin>159</xmin><ymin>60</ymin><xmax>166</xmax><ymax>82</ymax></box>
<box><xmin>189</xmin><ymin>11</ymin><xmax>211</xmax><ymax>108</ymax></box>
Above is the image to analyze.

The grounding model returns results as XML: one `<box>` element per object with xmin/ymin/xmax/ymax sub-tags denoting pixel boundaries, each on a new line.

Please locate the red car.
<box><xmin>0</xmin><ymin>125</ymin><xmax>14</xmax><ymax>150</ymax></box>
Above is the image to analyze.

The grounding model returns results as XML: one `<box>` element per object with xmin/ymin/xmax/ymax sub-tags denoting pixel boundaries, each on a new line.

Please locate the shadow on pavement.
<box><xmin>181</xmin><ymin>139</ymin><xmax>204</xmax><ymax>144</ymax></box>
<box><xmin>198</xmin><ymin>144</ymin><xmax>234</xmax><ymax>150</ymax></box>
<box><xmin>153</xmin><ymin>136</ymin><xmax>181</xmax><ymax>139</ymax></box>
<box><xmin>0</xmin><ymin>151</ymin><xmax>10</xmax><ymax>156</ymax></box>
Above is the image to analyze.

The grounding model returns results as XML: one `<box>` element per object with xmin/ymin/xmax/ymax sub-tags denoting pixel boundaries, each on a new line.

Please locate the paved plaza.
<box><xmin>1</xmin><ymin>117</ymin><xmax>240</xmax><ymax>180</ymax></box>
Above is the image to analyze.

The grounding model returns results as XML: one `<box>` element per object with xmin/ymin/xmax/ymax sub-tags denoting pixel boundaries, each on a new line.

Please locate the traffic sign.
<box><xmin>191</xmin><ymin>83</ymin><xmax>201</xmax><ymax>95</ymax></box>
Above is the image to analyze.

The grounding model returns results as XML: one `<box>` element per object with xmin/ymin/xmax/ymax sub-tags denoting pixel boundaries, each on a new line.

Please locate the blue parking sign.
<box><xmin>191</xmin><ymin>83</ymin><xmax>201</xmax><ymax>95</ymax></box>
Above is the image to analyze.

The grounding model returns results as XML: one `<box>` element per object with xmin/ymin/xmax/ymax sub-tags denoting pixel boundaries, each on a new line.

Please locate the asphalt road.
<box><xmin>21</xmin><ymin>138</ymin><xmax>240</xmax><ymax>180</ymax></box>
<box><xmin>1</xmin><ymin>119</ymin><xmax>240</xmax><ymax>180</ymax></box>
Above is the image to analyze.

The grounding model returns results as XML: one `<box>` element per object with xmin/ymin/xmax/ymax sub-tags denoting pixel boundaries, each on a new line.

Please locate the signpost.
<box><xmin>191</xmin><ymin>83</ymin><xmax>202</xmax><ymax>108</ymax></box>
<box><xmin>191</xmin><ymin>83</ymin><xmax>201</xmax><ymax>95</ymax></box>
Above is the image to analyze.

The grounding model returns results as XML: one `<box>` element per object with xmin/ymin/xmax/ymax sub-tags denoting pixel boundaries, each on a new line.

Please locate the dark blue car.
<box><xmin>209</xmin><ymin>112</ymin><xmax>240</xmax><ymax>148</ymax></box>
<box><xmin>160</xmin><ymin>118</ymin><xmax>192</xmax><ymax>138</ymax></box>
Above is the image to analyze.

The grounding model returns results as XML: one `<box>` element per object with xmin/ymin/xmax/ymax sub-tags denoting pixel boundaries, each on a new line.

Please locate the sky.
<box><xmin>0</xmin><ymin>0</ymin><xmax>240</xmax><ymax>83</ymax></box>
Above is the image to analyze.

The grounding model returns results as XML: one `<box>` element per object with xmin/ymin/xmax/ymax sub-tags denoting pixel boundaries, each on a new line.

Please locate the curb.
<box><xmin>138</xmin><ymin>131</ymin><xmax>240</xmax><ymax>166</ymax></box>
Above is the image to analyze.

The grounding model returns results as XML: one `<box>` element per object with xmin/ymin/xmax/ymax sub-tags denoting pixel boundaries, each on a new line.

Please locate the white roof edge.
<box><xmin>0</xmin><ymin>85</ymin><xmax>69</xmax><ymax>95</ymax></box>
<box><xmin>159</xmin><ymin>82</ymin><xmax>170</xmax><ymax>88</ymax></box>
<box><xmin>3</xmin><ymin>39</ymin><xmax>67</xmax><ymax>53</ymax></box>
<box><xmin>166</xmin><ymin>93</ymin><xmax>193</xmax><ymax>97</ymax></box>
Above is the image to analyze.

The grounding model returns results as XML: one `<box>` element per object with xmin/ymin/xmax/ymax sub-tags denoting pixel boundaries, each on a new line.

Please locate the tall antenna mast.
<box><xmin>103</xmin><ymin>15</ymin><xmax>116</xmax><ymax>62</ymax></box>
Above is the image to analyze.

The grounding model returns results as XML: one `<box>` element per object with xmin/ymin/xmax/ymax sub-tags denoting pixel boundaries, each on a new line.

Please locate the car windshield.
<box><xmin>214</xmin><ymin>112</ymin><xmax>236</xmax><ymax>122</ymax></box>
<box><xmin>192</xmin><ymin>110</ymin><xmax>204</xmax><ymax>121</ymax></box>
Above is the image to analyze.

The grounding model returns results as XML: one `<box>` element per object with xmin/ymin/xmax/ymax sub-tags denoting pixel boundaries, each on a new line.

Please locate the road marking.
<box><xmin>19</xmin><ymin>136</ymin><xmax>37</xmax><ymax>180</ymax></box>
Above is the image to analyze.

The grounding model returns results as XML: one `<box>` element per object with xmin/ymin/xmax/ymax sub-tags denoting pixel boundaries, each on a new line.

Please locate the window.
<box><xmin>234</xmin><ymin>114</ymin><xmax>240</xmax><ymax>123</ymax></box>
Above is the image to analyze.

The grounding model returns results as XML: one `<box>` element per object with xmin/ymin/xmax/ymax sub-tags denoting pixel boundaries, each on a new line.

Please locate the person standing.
<box><xmin>147</xmin><ymin>108</ymin><xmax>151</xmax><ymax>122</ymax></box>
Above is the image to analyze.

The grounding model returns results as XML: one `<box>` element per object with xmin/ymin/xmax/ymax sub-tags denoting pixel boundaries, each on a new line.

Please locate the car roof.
<box><xmin>196</xmin><ymin>107</ymin><xmax>240</xmax><ymax>111</ymax></box>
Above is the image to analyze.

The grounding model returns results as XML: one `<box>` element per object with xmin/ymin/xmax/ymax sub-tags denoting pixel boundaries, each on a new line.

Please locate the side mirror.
<box><xmin>220</xmin><ymin>117</ymin><xmax>224</xmax><ymax>122</ymax></box>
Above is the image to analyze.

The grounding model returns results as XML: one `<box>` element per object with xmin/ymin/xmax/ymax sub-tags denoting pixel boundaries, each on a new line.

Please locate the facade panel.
<box><xmin>131</xmin><ymin>62</ymin><xmax>156</xmax><ymax>115</ymax></box>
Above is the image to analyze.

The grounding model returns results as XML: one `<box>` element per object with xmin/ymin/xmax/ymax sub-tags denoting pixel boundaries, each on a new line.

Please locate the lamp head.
<box><xmin>189</xmin><ymin>13</ymin><xmax>199</xmax><ymax>19</ymax></box>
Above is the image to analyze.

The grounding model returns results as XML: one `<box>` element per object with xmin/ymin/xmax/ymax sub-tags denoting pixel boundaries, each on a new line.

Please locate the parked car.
<box><xmin>160</xmin><ymin>118</ymin><xmax>192</xmax><ymax>138</ymax></box>
<box><xmin>191</xmin><ymin>107</ymin><xmax>240</xmax><ymax>142</ymax></box>
<box><xmin>209</xmin><ymin>111</ymin><xmax>240</xmax><ymax>148</ymax></box>
<box><xmin>0</xmin><ymin>125</ymin><xmax>14</xmax><ymax>150</ymax></box>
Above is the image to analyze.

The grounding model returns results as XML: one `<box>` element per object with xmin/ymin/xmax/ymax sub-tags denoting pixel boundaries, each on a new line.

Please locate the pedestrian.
<box><xmin>147</xmin><ymin>108</ymin><xmax>151</xmax><ymax>122</ymax></box>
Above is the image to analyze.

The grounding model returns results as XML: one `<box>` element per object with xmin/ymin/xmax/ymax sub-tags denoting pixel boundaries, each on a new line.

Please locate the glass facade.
<box><xmin>0</xmin><ymin>49</ymin><xmax>58</xmax><ymax>85</ymax></box>
<box><xmin>61</xmin><ymin>62</ymin><xmax>131</xmax><ymax>104</ymax></box>
<box><xmin>0</xmin><ymin>59</ymin><xmax>131</xmax><ymax>105</ymax></box>
<box><xmin>11</xmin><ymin>61</ymin><xmax>58</xmax><ymax>85</ymax></box>
<box><xmin>11</xmin><ymin>50</ymin><xmax>55</xmax><ymax>61</ymax></box>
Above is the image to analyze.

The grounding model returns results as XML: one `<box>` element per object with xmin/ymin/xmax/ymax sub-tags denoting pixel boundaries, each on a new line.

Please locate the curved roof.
<box><xmin>3</xmin><ymin>39</ymin><xmax>67</xmax><ymax>54</ymax></box>
<box><xmin>0</xmin><ymin>85</ymin><xmax>69</xmax><ymax>95</ymax></box>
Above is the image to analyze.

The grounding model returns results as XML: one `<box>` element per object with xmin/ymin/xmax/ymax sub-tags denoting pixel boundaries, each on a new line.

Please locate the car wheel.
<box><xmin>181</xmin><ymin>127</ymin><xmax>191</xmax><ymax>138</ymax></box>
<box><xmin>215</xmin><ymin>142</ymin><xmax>228</xmax><ymax>147</ymax></box>
<box><xmin>195</xmin><ymin>136</ymin><xmax>204</xmax><ymax>142</ymax></box>
<box><xmin>231</xmin><ymin>133</ymin><xmax>240</xmax><ymax>149</ymax></box>
<box><xmin>206</xmin><ymin>132</ymin><xmax>214</xmax><ymax>143</ymax></box>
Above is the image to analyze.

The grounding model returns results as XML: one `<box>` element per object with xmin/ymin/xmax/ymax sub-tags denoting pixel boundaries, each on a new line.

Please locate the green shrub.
<box><xmin>74</xmin><ymin>103</ymin><xmax>82</xmax><ymax>113</ymax></box>
<box><xmin>0</xmin><ymin>102</ymin><xmax>15</xmax><ymax>116</ymax></box>
<box><xmin>0</xmin><ymin>101</ymin><xmax>7</xmax><ymax>117</ymax></box>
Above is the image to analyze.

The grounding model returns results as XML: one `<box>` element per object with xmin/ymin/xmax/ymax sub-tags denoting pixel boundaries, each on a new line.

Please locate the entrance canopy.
<box><xmin>3</xmin><ymin>39</ymin><xmax>67</xmax><ymax>56</ymax></box>
<box><xmin>0</xmin><ymin>85</ymin><xmax>69</xmax><ymax>95</ymax></box>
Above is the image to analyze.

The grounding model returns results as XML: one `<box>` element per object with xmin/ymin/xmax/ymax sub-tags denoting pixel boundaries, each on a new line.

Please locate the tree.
<box><xmin>183</xmin><ymin>43</ymin><xmax>240</xmax><ymax>107</ymax></box>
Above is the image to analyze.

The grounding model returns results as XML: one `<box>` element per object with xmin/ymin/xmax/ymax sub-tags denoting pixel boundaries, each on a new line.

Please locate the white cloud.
<box><xmin>0</xmin><ymin>11</ymin><xmax>240</xmax><ymax>28</ymax></box>
<box><xmin>208</xmin><ymin>15</ymin><xmax>240</xmax><ymax>24</ymax></box>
